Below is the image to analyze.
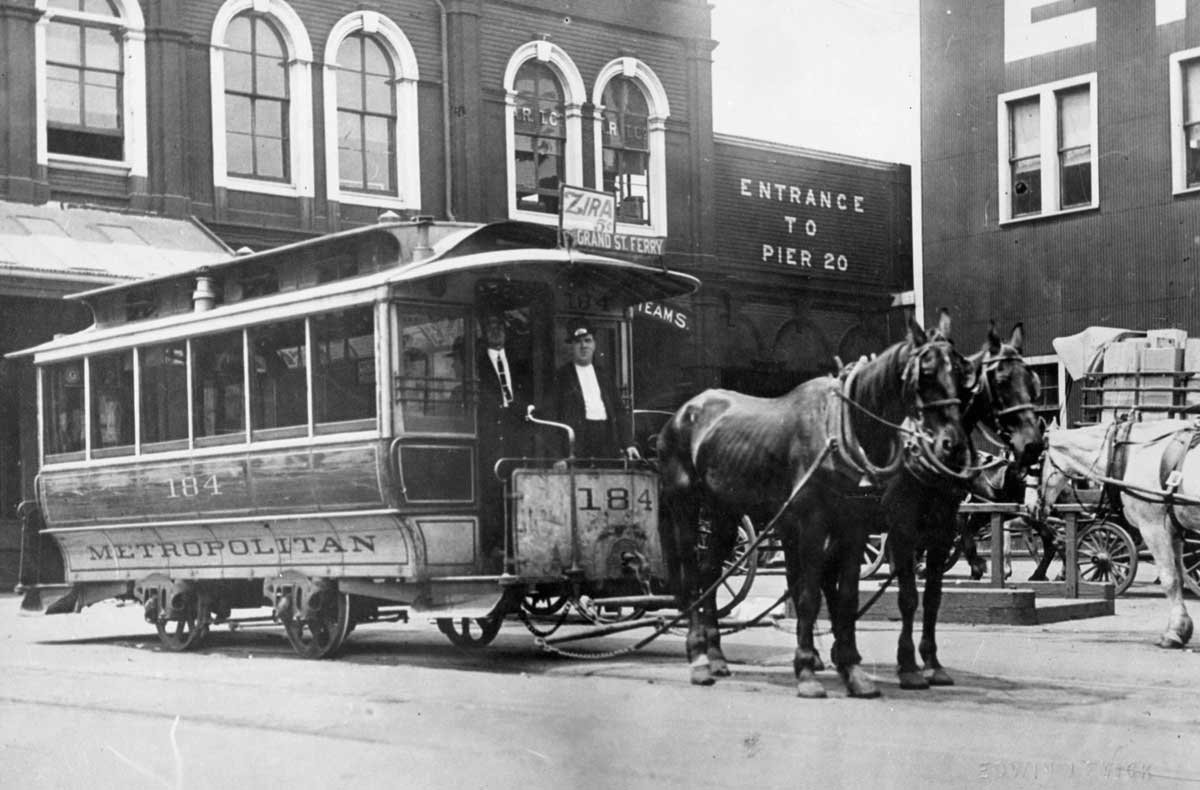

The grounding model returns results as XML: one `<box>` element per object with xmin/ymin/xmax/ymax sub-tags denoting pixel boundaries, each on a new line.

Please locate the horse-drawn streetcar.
<box><xmin>13</xmin><ymin>217</ymin><xmax>699</xmax><ymax>658</ymax></box>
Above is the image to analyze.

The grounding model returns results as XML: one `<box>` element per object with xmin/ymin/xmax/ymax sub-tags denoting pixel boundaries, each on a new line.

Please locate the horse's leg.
<box><xmin>827</xmin><ymin>515</ymin><xmax>879</xmax><ymax>699</ymax></box>
<box><xmin>698</xmin><ymin>504</ymin><xmax>740</xmax><ymax>677</ymax></box>
<box><xmin>787</xmin><ymin>501</ymin><xmax>828</xmax><ymax>699</ymax></box>
<box><xmin>962</xmin><ymin>516</ymin><xmax>987</xmax><ymax>580</ymax></box>
<box><xmin>1028</xmin><ymin>517</ymin><xmax>1057</xmax><ymax>581</ymax></box>
<box><xmin>1138</xmin><ymin>515</ymin><xmax>1194</xmax><ymax>648</ymax></box>
<box><xmin>919</xmin><ymin>533</ymin><xmax>955</xmax><ymax>686</ymax></box>
<box><xmin>888</xmin><ymin>524</ymin><xmax>926</xmax><ymax>690</ymax></box>
<box><xmin>662</xmin><ymin>489</ymin><xmax>713</xmax><ymax>684</ymax></box>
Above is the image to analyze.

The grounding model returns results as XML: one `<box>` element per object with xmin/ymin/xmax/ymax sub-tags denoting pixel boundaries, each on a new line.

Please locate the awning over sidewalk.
<box><xmin>0</xmin><ymin>200</ymin><xmax>231</xmax><ymax>298</ymax></box>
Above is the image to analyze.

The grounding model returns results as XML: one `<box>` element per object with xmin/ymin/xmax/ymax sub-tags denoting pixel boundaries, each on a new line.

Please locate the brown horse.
<box><xmin>882</xmin><ymin>323</ymin><xmax>1044</xmax><ymax>690</ymax></box>
<box><xmin>657</xmin><ymin>315</ymin><xmax>970</xmax><ymax>698</ymax></box>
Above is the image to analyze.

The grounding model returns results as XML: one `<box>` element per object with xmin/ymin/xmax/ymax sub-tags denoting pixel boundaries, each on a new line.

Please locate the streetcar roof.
<box><xmin>10</xmin><ymin>220</ymin><xmax>699</xmax><ymax>361</ymax></box>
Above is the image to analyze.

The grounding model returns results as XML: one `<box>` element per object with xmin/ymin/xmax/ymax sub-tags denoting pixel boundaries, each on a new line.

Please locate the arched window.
<box><xmin>592</xmin><ymin>58</ymin><xmax>670</xmax><ymax>236</ymax></box>
<box><xmin>36</xmin><ymin>0</ymin><xmax>147</xmax><ymax>173</ymax></box>
<box><xmin>600</xmin><ymin>77</ymin><xmax>650</xmax><ymax>225</ymax></box>
<box><xmin>504</xmin><ymin>42</ymin><xmax>584</xmax><ymax>223</ymax></box>
<box><xmin>322</xmin><ymin>11</ymin><xmax>421</xmax><ymax>209</ymax></box>
<box><xmin>210</xmin><ymin>0</ymin><xmax>314</xmax><ymax>198</ymax></box>
<box><xmin>512</xmin><ymin>61</ymin><xmax>565</xmax><ymax>215</ymax></box>
<box><xmin>336</xmin><ymin>34</ymin><xmax>394</xmax><ymax>193</ymax></box>
<box><xmin>224</xmin><ymin>13</ymin><xmax>290</xmax><ymax>180</ymax></box>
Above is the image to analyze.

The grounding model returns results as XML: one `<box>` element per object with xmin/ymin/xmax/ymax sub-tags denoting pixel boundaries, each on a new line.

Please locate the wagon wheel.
<box><xmin>282</xmin><ymin>591</ymin><xmax>352</xmax><ymax>659</ymax></box>
<box><xmin>155</xmin><ymin>595</ymin><xmax>211</xmax><ymax>652</ymax></box>
<box><xmin>1181</xmin><ymin>532</ymin><xmax>1200</xmax><ymax>597</ymax></box>
<box><xmin>714</xmin><ymin>515</ymin><xmax>759</xmax><ymax>619</ymax></box>
<box><xmin>1075</xmin><ymin>520</ymin><xmax>1138</xmax><ymax>596</ymax></box>
<box><xmin>437</xmin><ymin>616</ymin><xmax>504</xmax><ymax>648</ymax></box>
<box><xmin>860</xmin><ymin>532</ymin><xmax>887</xmax><ymax>579</ymax></box>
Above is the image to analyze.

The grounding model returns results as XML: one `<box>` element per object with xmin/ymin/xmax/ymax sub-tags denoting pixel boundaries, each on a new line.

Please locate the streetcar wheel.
<box><xmin>282</xmin><ymin>591</ymin><xmax>352</xmax><ymax>659</ymax></box>
<box><xmin>860</xmin><ymin>532</ymin><xmax>887</xmax><ymax>579</ymax></box>
<box><xmin>522</xmin><ymin>589</ymin><xmax>569</xmax><ymax>617</ymax></box>
<box><xmin>155</xmin><ymin>596</ymin><xmax>211</xmax><ymax>652</ymax></box>
<box><xmin>1076</xmin><ymin>521</ymin><xmax>1138</xmax><ymax>596</ymax></box>
<box><xmin>437</xmin><ymin>616</ymin><xmax>503</xmax><ymax>648</ymax></box>
<box><xmin>713</xmin><ymin>515</ymin><xmax>758</xmax><ymax>619</ymax></box>
<box><xmin>1181</xmin><ymin>532</ymin><xmax>1200</xmax><ymax>597</ymax></box>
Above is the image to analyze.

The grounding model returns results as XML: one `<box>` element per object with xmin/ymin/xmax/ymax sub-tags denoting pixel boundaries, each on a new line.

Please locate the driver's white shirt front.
<box><xmin>574</xmin><ymin>363</ymin><xmax>607</xmax><ymax>420</ymax></box>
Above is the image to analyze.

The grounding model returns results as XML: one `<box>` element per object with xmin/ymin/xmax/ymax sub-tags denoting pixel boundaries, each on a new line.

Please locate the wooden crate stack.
<box><xmin>1095</xmin><ymin>329</ymin><xmax>1198</xmax><ymax>421</ymax></box>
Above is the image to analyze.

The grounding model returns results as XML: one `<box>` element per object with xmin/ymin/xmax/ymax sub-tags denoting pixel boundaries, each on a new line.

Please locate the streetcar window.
<box><xmin>43</xmin><ymin>361</ymin><xmax>85</xmax><ymax>458</ymax></box>
<box><xmin>192</xmin><ymin>330</ymin><xmax>246</xmax><ymax>444</ymax></box>
<box><xmin>312</xmin><ymin>307</ymin><xmax>376</xmax><ymax>430</ymax></box>
<box><xmin>249</xmin><ymin>319</ymin><xmax>307</xmax><ymax>438</ymax></box>
<box><xmin>89</xmin><ymin>351</ymin><xmax>134</xmax><ymax>456</ymax></box>
<box><xmin>397</xmin><ymin>307</ymin><xmax>469</xmax><ymax>433</ymax></box>
<box><xmin>140</xmin><ymin>341</ymin><xmax>188</xmax><ymax>450</ymax></box>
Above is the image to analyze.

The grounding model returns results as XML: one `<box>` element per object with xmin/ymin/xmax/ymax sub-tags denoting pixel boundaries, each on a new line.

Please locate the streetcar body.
<box><xmin>14</xmin><ymin>219</ymin><xmax>697</xmax><ymax>655</ymax></box>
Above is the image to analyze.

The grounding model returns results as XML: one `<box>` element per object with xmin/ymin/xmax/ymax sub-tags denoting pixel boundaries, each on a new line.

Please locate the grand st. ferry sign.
<box><xmin>559</xmin><ymin>185</ymin><xmax>666</xmax><ymax>256</ymax></box>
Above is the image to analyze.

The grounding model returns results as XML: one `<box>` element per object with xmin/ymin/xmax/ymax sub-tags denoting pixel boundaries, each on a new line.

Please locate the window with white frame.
<box><xmin>36</xmin><ymin>0</ymin><xmax>147</xmax><ymax>174</ymax></box>
<box><xmin>1169</xmin><ymin>48</ymin><xmax>1200</xmax><ymax>193</ymax></box>
<box><xmin>997</xmin><ymin>74</ymin><xmax>1097</xmax><ymax>222</ymax></box>
<box><xmin>504</xmin><ymin>41</ymin><xmax>584</xmax><ymax>223</ymax></box>
<box><xmin>210</xmin><ymin>0</ymin><xmax>314</xmax><ymax>198</ymax></box>
<box><xmin>592</xmin><ymin>58</ymin><xmax>670</xmax><ymax>236</ymax></box>
<box><xmin>224</xmin><ymin>13</ymin><xmax>290</xmax><ymax>181</ymax></box>
<box><xmin>322</xmin><ymin>11</ymin><xmax>421</xmax><ymax>210</ymax></box>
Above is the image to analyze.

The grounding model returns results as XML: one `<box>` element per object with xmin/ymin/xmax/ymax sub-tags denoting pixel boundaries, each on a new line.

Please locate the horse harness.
<box><xmin>1102</xmin><ymin>418</ymin><xmax>1200</xmax><ymax>535</ymax></box>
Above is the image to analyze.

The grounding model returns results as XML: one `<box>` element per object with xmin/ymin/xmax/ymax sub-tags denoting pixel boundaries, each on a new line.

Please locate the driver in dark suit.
<box><xmin>475</xmin><ymin>311</ymin><xmax>530</xmax><ymax>569</ymax></box>
<box><xmin>550</xmin><ymin>319</ymin><xmax>639</xmax><ymax>461</ymax></box>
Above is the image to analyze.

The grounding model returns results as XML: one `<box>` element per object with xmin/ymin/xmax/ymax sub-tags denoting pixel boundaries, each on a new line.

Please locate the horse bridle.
<box><xmin>837</xmin><ymin>338</ymin><xmax>976</xmax><ymax>484</ymax></box>
<box><xmin>969</xmin><ymin>349</ymin><xmax>1037</xmax><ymax>449</ymax></box>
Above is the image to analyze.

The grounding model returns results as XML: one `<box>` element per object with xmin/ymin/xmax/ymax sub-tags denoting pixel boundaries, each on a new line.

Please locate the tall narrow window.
<box><xmin>1058</xmin><ymin>87</ymin><xmax>1091</xmax><ymax>208</ymax></box>
<box><xmin>140</xmin><ymin>341</ymin><xmax>189</xmax><ymax>449</ymax></box>
<box><xmin>1009</xmin><ymin>97</ymin><xmax>1041</xmax><ymax>217</ymax></box>
<box><xmin>337</xmin><ymin>33</ymin><xmax>396</xmax><ymax>194</ymax></box>
<box><xmin>312</xmin><ymin>308</ymin><xmax>376</xmax><ymax>429</ymax></box>
<box><xmin>601</xmin><ymin>77</ymin><xmax>651</xmax><ymax>225</ymax></box>
<box><xmin>224</xmin><ymin>13</ymin><xmax>289</xmax><ymax>181</ymax></box>
<box><xmin>192</xmin><ymin>330</ymin><xmax>246</xmax><ymax>443</ymax></box>
<box><xmin>1183</xmin><ymin>59</ymin><xmax>1200</xmax><ymax>188</ymax></box>
<box><xmin>43</xmin><ymin>361</ymin><xmax>85</xmax><ymax>458</ymax></box>
<box><xmin>512</xmin><ymin>61</ymin><xmax>565</xmax><ymax>215</ymax></box>
<box><xmin>249</xmin><ymin>320</ymin><xmax>308</xmax><ymax>437</ymax></box>
<box><xmin>44</xmin><ymin>0</ymin><xmax>124</xmax><ymax>160</ymax></box>
<box><xmin>89</xmin><ymin>351</ymin><xmax>133</xmax><ymax>454</ymax></box>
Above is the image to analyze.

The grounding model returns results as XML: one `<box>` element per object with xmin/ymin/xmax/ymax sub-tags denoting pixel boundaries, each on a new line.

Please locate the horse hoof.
<box><xmin>709</xmin><ymin>659</ymin><xmax>732</xmax><ymax>678</ymax></box>
<box><xmin>1156</xmin><ymin>633</ymin><xmax>1187</xmax><ymax>650</ymax></box>
<box><xmin>690</xmin><ymin>657</ymin><xmax>715</xmax><ymax>685</ymax></box>
<box><xmin>898</xmin><ymin>670</ymin><xmax>929</xmax><ymax>690</ymax></box>
<box><xmin>925</xmin><ymin>667</ymin><xmax>955</xmax><ymax>686</ymax></box>
<box><xmin>796</xmin><ymin>678</ymin><xmax>827</xmax><ymax>699</ymax></box>
<box><xmin>841</xmin><ymin>667</ymin><xmax>881</xmax><ymax>699</ymax></box>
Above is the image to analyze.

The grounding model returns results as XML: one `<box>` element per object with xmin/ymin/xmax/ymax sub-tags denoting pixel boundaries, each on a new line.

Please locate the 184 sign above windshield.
<box><xmin>559</xmin><ymin>185</ymin><xmax>665</xmax><ymax>256</ymax></box>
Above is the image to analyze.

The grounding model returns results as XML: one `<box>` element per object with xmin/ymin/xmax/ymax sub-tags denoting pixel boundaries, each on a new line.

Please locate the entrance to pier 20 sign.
<box><xmin>558</xmin><ymin>185</ymin><xmax>665</xmax><ymax>256</ymax></box>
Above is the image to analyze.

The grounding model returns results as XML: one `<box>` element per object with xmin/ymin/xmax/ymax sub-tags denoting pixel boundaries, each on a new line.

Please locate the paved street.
<box><xmin>1</xmin><ymin>569</ymin><xmax>1198</xmax><ymax>790</ymax></box>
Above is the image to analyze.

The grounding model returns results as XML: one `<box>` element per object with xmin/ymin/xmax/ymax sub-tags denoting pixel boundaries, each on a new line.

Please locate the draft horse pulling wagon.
<box><xmin>13</xmin><ymin>219</ymin><xmax>699</xmax><ymax>658</ymax></box>
<box><xmin>657</xmin><ymin>314</ymin><xmax>978</xmax><ymax>698</ymax></box>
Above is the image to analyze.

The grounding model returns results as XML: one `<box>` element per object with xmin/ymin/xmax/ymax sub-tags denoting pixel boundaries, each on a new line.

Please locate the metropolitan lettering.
<box><xmin>84</xmin><ymin>534</ymin><xmax>378</xmax><ymax>561</ymax></box>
